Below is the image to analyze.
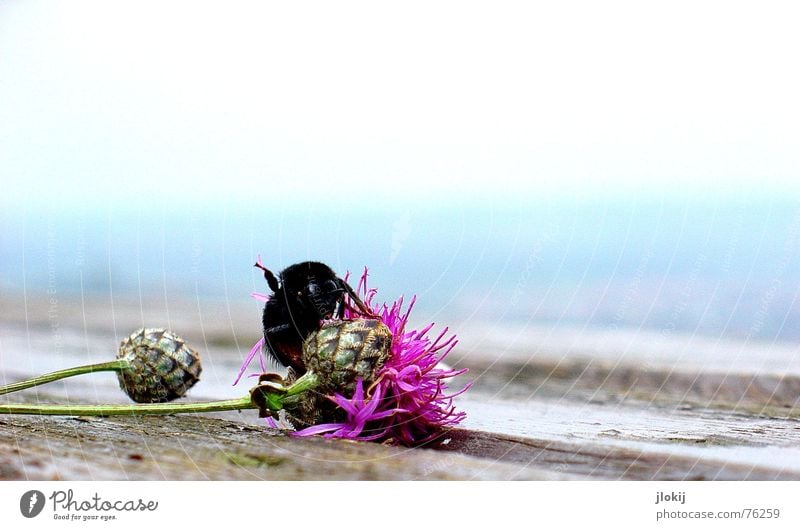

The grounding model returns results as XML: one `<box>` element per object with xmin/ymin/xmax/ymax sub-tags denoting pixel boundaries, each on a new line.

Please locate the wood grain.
<box><xmin>2</xmin><ymin>295</ymin><xmax>799</xmax><ymax>480</ymax></box>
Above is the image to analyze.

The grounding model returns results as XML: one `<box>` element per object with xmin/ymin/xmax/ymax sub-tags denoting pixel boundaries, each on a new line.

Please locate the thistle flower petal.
<box><xmin>233</xmin><ymin>337</ymin><xmax>265</xmax><ymax>386</ymax></box>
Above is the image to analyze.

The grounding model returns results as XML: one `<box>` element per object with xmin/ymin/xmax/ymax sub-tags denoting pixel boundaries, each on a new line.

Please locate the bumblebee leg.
<box><xmin>334</xmin><ymin>299</ymin><xmax>345</xmax><ymax>319</ymax></box>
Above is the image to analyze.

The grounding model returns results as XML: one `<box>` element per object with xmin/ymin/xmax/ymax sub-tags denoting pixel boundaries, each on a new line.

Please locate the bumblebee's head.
<box><xmin>304</xmin><ymin>276</ymin><xmax>344</xmax><ymax>319</ymax></box>
<box><xmin>282</xmin><ymin>261</ymin><xmax>345</xmax><ymax>320</ymax></box>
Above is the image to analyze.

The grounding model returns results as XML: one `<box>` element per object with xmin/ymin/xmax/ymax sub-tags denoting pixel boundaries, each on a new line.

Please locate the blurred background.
<box><xmin>1</xmin><ymin>0</ymin><xmax>799</xmax><ymax>358</ymax></box>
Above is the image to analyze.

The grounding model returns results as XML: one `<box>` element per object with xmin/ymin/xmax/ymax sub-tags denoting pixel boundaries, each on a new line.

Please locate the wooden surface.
<box><xmin>1</xmin><ymin>294</ymin><xmax>799</xmax><ymax>480</ymax></box>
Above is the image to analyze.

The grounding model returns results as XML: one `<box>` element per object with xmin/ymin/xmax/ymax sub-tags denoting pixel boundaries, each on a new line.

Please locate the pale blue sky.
<box><xmin>2</xmin><ymin>2</ymin><xmax>800</xmax><ymax>341</ymax></box>
<box><xmin>1</xmin><ymin>1</ymin><xmax>799</xmax><ymax>212</ymax></box>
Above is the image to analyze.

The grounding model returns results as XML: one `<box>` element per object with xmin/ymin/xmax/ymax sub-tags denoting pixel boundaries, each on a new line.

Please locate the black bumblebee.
<box><xmin>254</xmin><ymin>260</ymin><xmax>373</xmax><ymax>374</ymax></box>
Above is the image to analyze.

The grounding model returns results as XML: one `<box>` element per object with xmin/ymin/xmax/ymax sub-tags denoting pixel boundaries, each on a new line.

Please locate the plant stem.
<box><xmin>0</xmin><ymin>359</ymin><xmax>129</xmax><ymax>396</ymax></box>
<box><xmin>282</xmin><ymin>371</ymin><xmax>320</xmax><ymax>407</ymax></box>
<box><xmin>0</xmin><ymin>366</ymin><xmax>322</xmax><ymax>417</ymax></box>
<box><xmin>285</xmin><ymin>371</ymin><xmax>319</xmax><ymax>397</ymax></box>
<box><xmin>0</xmin><ymin>395</ymin><xmax>256</xmax><ymax>416</ymax></box>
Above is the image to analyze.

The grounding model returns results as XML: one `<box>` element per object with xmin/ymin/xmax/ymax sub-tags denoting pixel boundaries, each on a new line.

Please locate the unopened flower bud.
<box><xmin>116</xmin><ymin>328</ymin><xmax>202</xmax><ymax>403</ymax></box>
<box><xmin>303</xmin><ymin>319</ymin><xmax>392</xmax><ymax>394</ymax></box>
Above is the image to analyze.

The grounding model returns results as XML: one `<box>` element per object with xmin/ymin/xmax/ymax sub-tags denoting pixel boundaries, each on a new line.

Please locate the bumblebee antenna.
<box><xmin>254</xmin><ymin>262</ymin><xmax>280</xmax><ymax>293</ymax></box>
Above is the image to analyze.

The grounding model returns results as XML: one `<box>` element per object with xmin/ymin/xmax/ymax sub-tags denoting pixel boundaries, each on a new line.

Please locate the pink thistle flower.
<box><xmin>237</xmin><ymin>265</ymin><xmax>470</xmax><ymax>446</ymax></box>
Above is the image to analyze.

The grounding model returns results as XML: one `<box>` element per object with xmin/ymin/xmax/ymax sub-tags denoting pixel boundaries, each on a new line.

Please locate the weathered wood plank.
<box><xmin>431</xmin><ymin>429</ymin><xmax>800</xmax><ymax>480</ymax></box>
<box><xmin>2</xmin><ymin>294</ymin><xmax>800</xmax><ymax>480</ymax></box>
<box><xmin>0</xmin><ymin>413</ymin><xmax>567</xmax><ymax>481</ymax></box>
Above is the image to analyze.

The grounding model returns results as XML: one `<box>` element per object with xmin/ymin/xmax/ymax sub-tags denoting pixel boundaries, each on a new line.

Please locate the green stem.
<box><xmin>0</xmin><ymin>395</ymin><xmax>256</xmax><ymax>416</ymax></box>
<box><xmin>0</xmin><ymin>359</ymin><xmax>130</xmax><ymax>396</ymax></box>
<box><xmin>282</xmin><ymin>371</ymin><xmax>320</xmax><ymax>407</ymax></box>
<box><xmin>285</xmin><ymin>371</ymin><xmax>319</xmax><ymax>397</ymax></box>
<box><xmin>0</xmin><ymin>367</ymin><xmax>322</xmax><ymax>417</ymax></box>
<box><xmin>248</xmin><ymin>371</ymin><xmax>320</xmax><ymax>412</ymax></box>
